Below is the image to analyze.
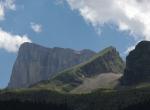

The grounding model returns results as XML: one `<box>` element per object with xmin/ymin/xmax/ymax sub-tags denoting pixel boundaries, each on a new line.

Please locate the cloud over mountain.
<box><xmin>0</xmin><ymin>28</ymin><xmax>31</xmax><ymax>53</ymax></box>
<box><xmin>66</xmin><ymin>0</ymin><xmax>150</xmax><ymax>42</ymax></box>
<box><xmin>0</xmin><ymin>0</ymin><xmax>31</xmax><ymax>53</ymax></box>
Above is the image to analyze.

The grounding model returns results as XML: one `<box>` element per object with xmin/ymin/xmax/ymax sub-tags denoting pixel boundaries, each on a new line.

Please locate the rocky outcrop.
<box><xmin>54</xmin><ymin>47</ymin><xmax>125</xmax><ymax>84</ymax></box>
<box><xmin>33</xmin><ymin>47</ymin><xmax>125</xmax><ymax>92</ymax></box>
<box><xmin>121</xmin><ymin>41</ymin><xmax>150</xmax><ymax>85</ymax></box>
<box><xmin>78</xmin><ymin>47</ymin><xmax>125</xmax><ymax>76</ymax></box>
<box><xmin>8</xmin><ymin>43</ymin><xmax>96</xmax><ymax>88</ymax></box>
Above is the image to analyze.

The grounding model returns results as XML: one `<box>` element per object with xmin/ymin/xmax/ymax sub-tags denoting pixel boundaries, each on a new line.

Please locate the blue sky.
<box><xmin>0</xmin><ymin>0</ymin><xmax>146</xmax><ymax>88</ymax></box>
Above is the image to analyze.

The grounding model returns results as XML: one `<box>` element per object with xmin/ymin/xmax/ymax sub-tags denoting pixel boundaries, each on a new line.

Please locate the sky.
<box><xmin>0</xmin><ymin>0</ymin><xmax>149</xmax><ymax>88</ymax></box>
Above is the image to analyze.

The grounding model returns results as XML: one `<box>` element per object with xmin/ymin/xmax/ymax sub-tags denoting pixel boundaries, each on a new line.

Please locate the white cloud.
<box><xmin>66</xmin><ymin>0</ymin><xmax>150</xmax><ymax>53</ymax></box>
<box><xmin>0</xmin><ymin>28</ymin><xmax>31</xmax><ymax>53</ymax></box>
<box><xmin>124</xmin><ymin>45</ymin><xmax>135</xmax><ymax>54</ymax></box>
<box><xmin>0</xmin><ymin>0</ymin><xmax>31</xmax><ymax>53</ymax></box>
<box><xmin>0</xmin><ymin>0</ymin><xmax>16</xmax><ymax>20</ymax></box>
<box><xmin>30</xmin><ymin>22</ymin><xmax>42</xmax><ymax>33</ymax></box>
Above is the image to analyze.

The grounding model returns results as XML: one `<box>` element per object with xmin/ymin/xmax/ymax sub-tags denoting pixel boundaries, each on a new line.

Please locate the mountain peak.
<box><xmin>19</xmin><ymin>42</ymin><xmax>49</xmax><ymax>51</ymax></box>
<box><xmin>97</xmin><ymin>46</ymin><xmax>117</xmax><ymax>56</ymax></box>
<box><xmin>20</xmin><ymin>42</ymin><xmax>41</xmax><ymax>49</ymax></box>
<box><xmin>136</xmin><ymin>40</ymin><xmax>150</xmax><ymax>46</ymax></box>
<box><xmin>80</xmin><ymin>46</ymin><xmax>124</xmax><ymax>75</ymax></box>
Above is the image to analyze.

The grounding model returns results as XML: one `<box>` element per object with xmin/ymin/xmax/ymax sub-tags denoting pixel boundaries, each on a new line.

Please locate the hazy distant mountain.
<box><xmin>34</xmin><ymin>46</ymin><xmax>125</xmax><ymax>92</ymax></box>
<box><xmin>121</xmin><ymin>41</ymin><xmax>150</xmax><ymax>85</ymax></box>
<box><xmin>8</xmin><ymin>43</ymin><xmax>96</xmax><ymax>89</ymax></box>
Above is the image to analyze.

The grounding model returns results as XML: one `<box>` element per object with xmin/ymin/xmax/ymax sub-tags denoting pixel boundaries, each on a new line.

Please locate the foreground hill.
<box><xmin>8</xmin><ymin>43</ymin><xmax>96</xmax><ymax>89</ymax></box>
<box><xmin>33</xmin><ymin>47</ymin><xmax>125</xmax><ymax>92</ymax></box>
<box><xmin>1</xmin><ymin>85</ymin><xmax>150</xmax><ymax>110</ymax></box>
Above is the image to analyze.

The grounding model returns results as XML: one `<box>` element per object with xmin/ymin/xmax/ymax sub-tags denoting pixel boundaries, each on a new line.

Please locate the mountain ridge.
<box><xmin>33</xmin><ymin>46</ymin><xmax>125</xmax><ymax>92</ymax></box>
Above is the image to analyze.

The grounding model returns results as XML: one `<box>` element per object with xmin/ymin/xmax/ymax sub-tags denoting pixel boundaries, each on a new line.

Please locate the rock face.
<box><xmin>54</xmin><ymin>47</ymin><xmax>125</xmax><ymax>84</ymax></box>
<box><xmin>33</xmin><ymin>46</ymin><xmax>125</xmax><ymax>92</ymax></box>
<box><xmin>121</xmin><ymin>41</ymin><xmax>150</xmax><ymax>85</ymax></box>
<box><xmin>78</xmin><ymin>47</ymin><xmax>125</xmax><ymax>76</ymax></box>
<box><xmin>8</xmin><ymin>43</ymin><xmax>96</xmax><ymax>88</ymax></box>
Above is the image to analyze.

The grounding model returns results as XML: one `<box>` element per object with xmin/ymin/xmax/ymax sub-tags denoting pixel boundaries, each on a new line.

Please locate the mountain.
<box><xmin>4</xmin><ymin>41</ymin><xmax>150</xmax><ymax>110</ymax></box>
<box><xmin>34</xmin><ymin>46</ymin><xmax>125</xmax><ymax>92</ymax></box>
<box><xmin>121</xmin><ymin>41</ymin><xmax>150</xmax><ymax>85</ymax></box>
<box><xmin>1</xmin><ymin>85</ymin><xmax>150</xmax><ymax>110</ymax></box>
<box><xmin>8</xmin><ymin>43</ymin><xmax>96</xmax><ymax>89</ymax></box>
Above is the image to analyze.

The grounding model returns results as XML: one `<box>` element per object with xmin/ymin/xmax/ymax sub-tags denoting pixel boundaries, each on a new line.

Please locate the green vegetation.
<box><xmin>1</xmin><ymin>85</ymin><xmax>150</xmax><ymax>110</ymax></box>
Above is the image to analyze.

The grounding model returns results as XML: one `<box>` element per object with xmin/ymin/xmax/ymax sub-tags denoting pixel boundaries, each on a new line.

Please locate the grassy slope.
<box><xmin>33</xmin><ymin>47</ymin><xmax>125</xmax><ymax>92</ymax></box>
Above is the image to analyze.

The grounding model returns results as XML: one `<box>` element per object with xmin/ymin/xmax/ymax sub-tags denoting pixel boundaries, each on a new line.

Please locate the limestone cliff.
<box><xmin>8</xmin><ymin>43</ymin><xmax>95</xmax><ymax>88</ymax></box>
